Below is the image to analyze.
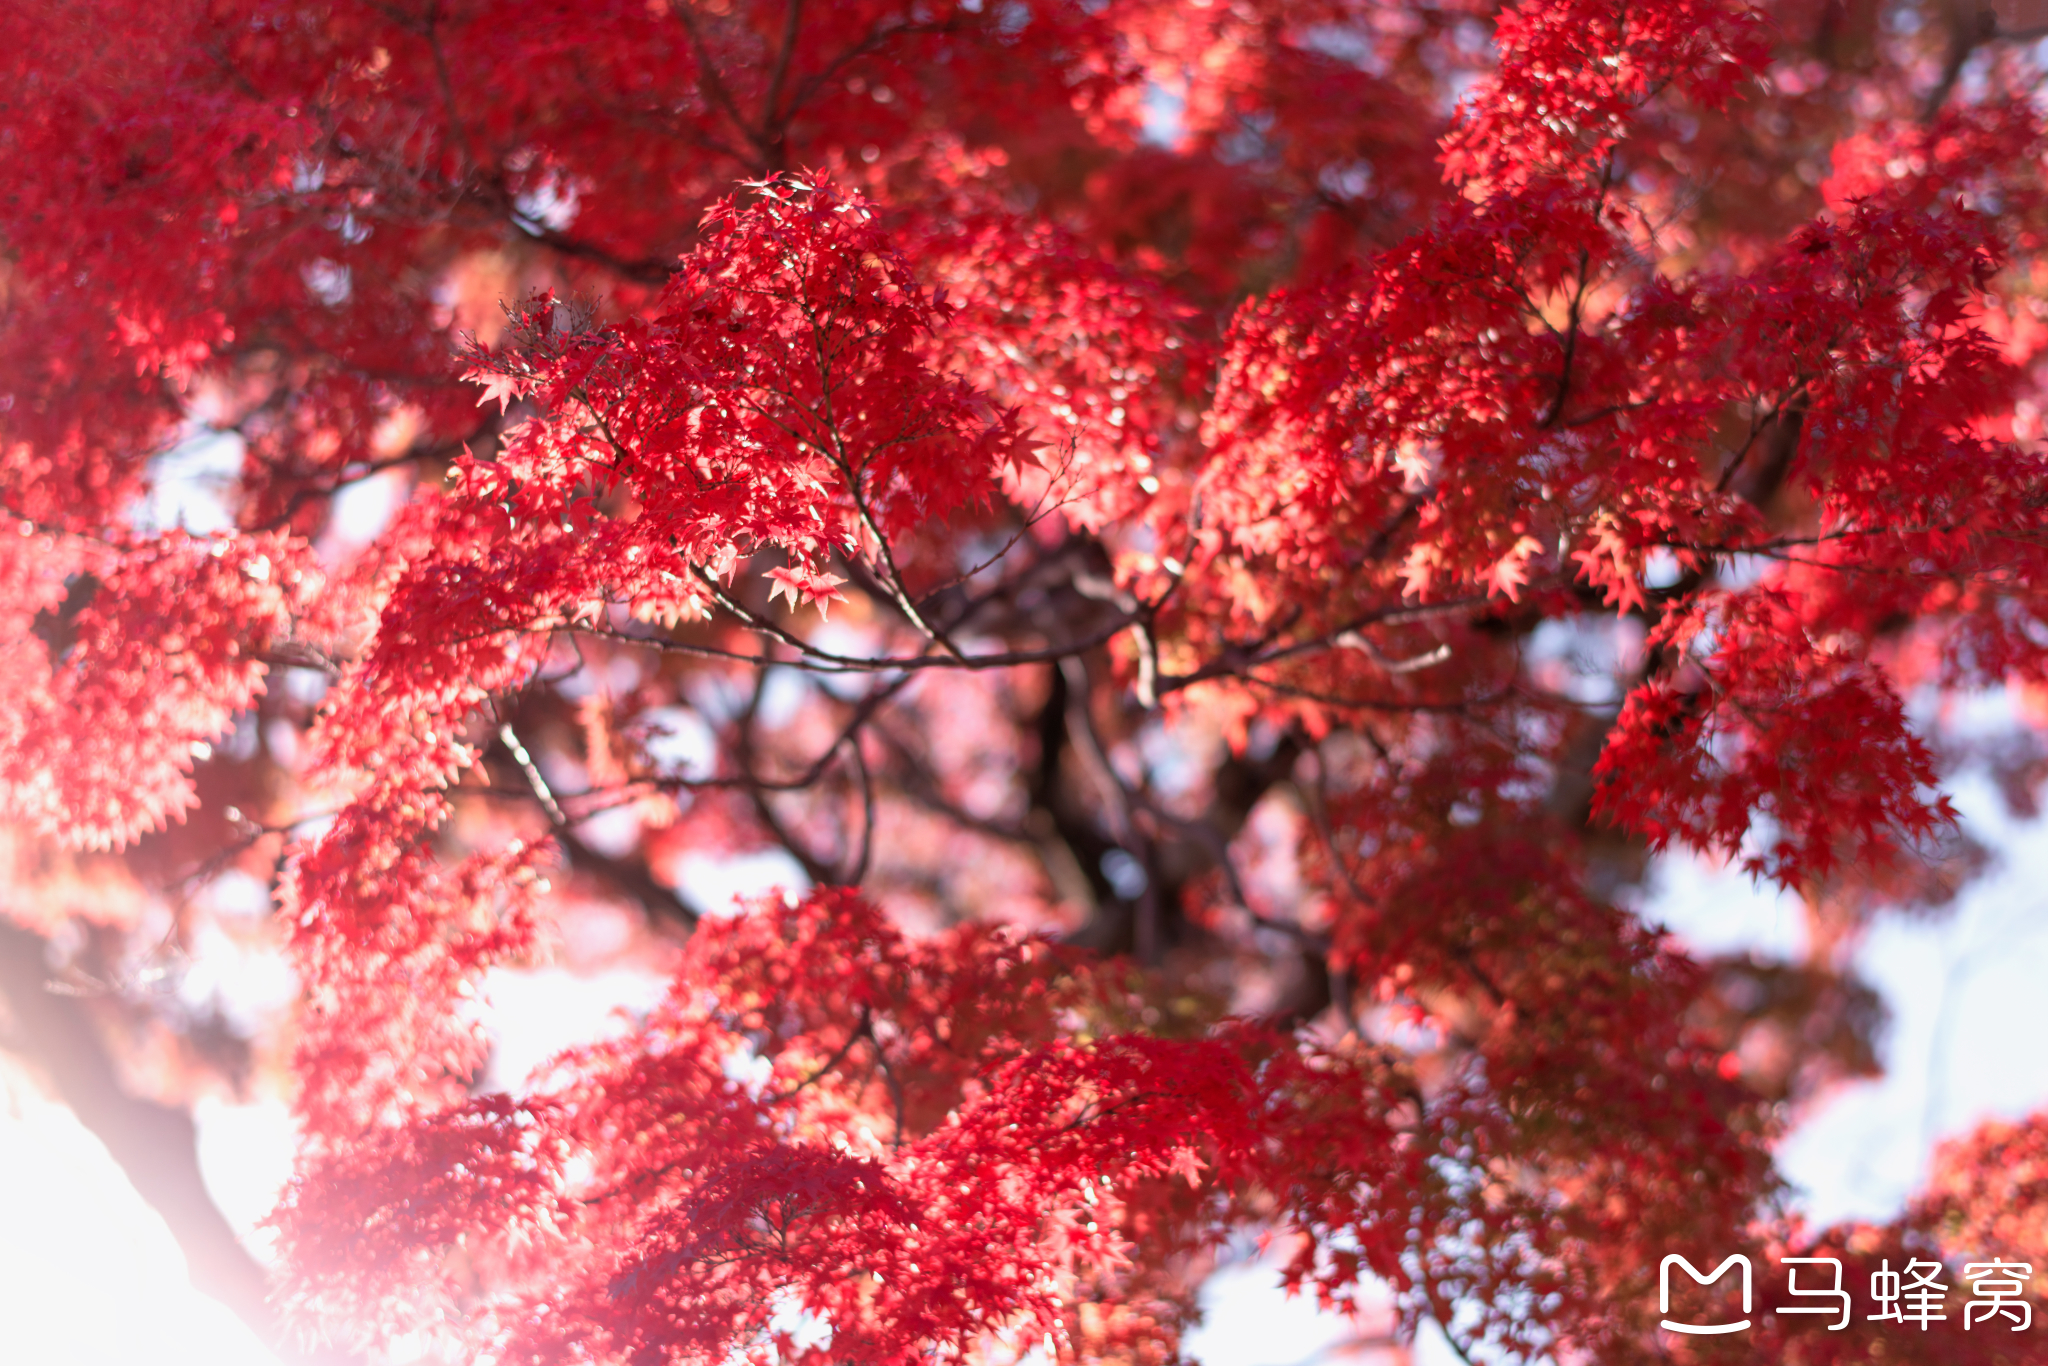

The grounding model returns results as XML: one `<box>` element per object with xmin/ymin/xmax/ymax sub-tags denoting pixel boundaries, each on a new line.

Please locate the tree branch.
<box><xmin>0</xmin><ymin>923</ymin><xmax>285</xmax><ymax>1353</ymax></box>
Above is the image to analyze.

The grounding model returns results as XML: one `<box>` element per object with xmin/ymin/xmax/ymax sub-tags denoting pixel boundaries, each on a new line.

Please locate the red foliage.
<box><xmin>9</xmin><ymin>0</ymin><xmax>2048</xmax><ymax>1362</ymax></box>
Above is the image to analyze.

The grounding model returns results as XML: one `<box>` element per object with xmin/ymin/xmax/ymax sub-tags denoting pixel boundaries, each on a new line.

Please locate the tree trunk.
<box><xmin>0</xmin><ymin>921</ymin><xmax>281</xmax><ymax>1351</ymax></box>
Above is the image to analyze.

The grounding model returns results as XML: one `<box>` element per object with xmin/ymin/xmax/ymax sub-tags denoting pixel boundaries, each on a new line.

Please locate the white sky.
<box><xmin>0</xmin><ymin>1079</ymin><xmax>276</xmax><ymax>1366</ymax></box>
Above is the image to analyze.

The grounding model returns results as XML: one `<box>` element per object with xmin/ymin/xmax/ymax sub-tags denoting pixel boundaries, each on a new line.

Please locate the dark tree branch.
<box><xmin>489</xmin><ymin>723</ymin><xmax>701</xmax><ymax>931</ymax></box>
<box><xmin>1924</xmin><ymin>1</ymin><xmax>1999</xmax><ymax>121</ymax></box>
<box><xmin>556</xmin><ymin>825</ymin><xmax>703</xmax><ymax>932</ymax></box>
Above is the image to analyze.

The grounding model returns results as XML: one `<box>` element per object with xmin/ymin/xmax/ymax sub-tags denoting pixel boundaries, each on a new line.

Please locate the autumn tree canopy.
<box><xmin>8</xmin><ymin>0</ymin><xmax>2048</xmax><ymax>1361</ymax></box>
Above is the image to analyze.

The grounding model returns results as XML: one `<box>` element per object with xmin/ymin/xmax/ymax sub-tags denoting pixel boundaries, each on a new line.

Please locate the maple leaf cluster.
<box><xmin>7</xmin><ymin>1</ymin><xmax>2048</xmax><ymax>1363</ymax></box>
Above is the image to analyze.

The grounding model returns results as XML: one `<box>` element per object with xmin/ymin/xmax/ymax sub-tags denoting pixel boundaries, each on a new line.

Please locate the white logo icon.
<box><xmin>1660</xmin><ymin>1254</ymin><xmax>1752</xmax><ymax>1335</ymax></box>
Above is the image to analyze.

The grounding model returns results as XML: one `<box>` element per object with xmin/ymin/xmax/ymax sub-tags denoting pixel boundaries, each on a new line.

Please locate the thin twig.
<box><xmin>499</xmin><ymin>722</ymin><xmax>566</xmax><ymax>825</ymax></box>
<box><xmin>762</xmin><ymin>1005</ymin><xmax>870</xmax><ymax>1105</ymax></box>
<box><xmin>844</xmin><ymin>733</ymin><xmax>876</xmax><ymax>885</ymax></box>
